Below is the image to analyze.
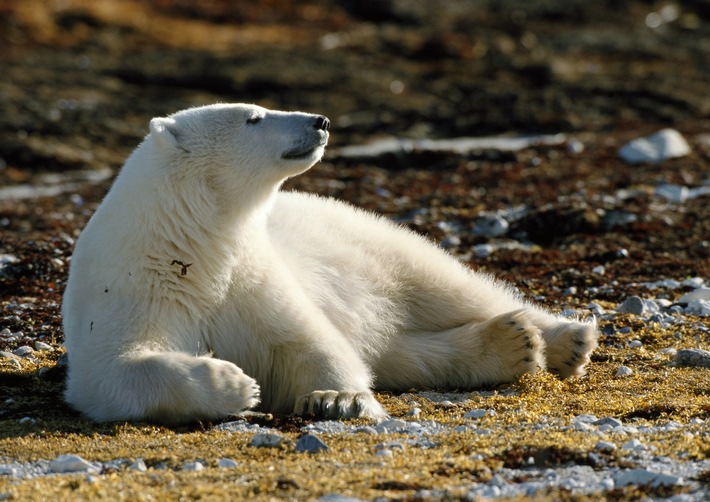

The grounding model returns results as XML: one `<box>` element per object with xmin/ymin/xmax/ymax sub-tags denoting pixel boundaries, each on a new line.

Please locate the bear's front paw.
<box><xmin>194</xmin><ymin>358</ymin><xmax>261</xmax><ymax>417</ymax></box>
<box><xmin>294</xmin><ymin>390</ymin><xmax>388</xmax><ymax>420</ymax></box>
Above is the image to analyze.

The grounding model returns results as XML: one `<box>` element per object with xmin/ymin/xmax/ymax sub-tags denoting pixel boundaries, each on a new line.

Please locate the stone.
<box><xmin>616</xmin><ymin>366</ymin><xmax>633</xmax><ymax>376</ymax></box>
<box><xmin>217</xmin><ymin>458</ymin><xmax>238</xmax><ymax>469</ymax></box>
<box><xmin>616</xmin><ymin>296</ymin><xmax>645</xmax><ymax>315</ymax></box>
<box><xmin>673</xmin><ymin>349</ymin><xmax>710</xmax><ymax>368</ymax></box>
<box><xmin>250</xmin><ymin>432</ymin><xmax>284</xmax><ymax>448</ymax></box>
<box><xmin>182</xmin><ymin>461</ymin><xmax>205</xmax><ymax>471</ymax></box>
<box><xmin>34</xmin><ymin>341</ymin><xmax>53</xmax><ymax>352</ymax></box>
<box><xmin>618</xmin><ymin>129</ymin><xmax>691</xmax><ymax>164</ymax></box>
<box><xmin>613</xmin><ymin>468</ymin><xmax>683</xmax><ymax>488</ymax></box>
<box><xmin>49</xmin><ymin>454</ymin><xmax>99</xmax><ymax>474</ymax></box>
<box><xmin>12</xmin><ymin>346</ymin><xmax>34</xmax><ymax>357</ymax></box>
<box><xmin>128</xmin><ymin>458</ymin><xmax>147</xmax><ymax>472</ymax></box>
<box><xmin>463</xmin><ymin>409</ymin><xmax>496</xmax><ymax>419</ymax></box>
<box><xmin>295</xmin><ymin>433</ymin><xmax>328</xmax><ymax>453</ymax></box>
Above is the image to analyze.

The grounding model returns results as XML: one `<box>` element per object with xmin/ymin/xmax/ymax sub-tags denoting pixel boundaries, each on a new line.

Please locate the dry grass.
<box><xmin>2</xmin><ymin>312</ymin><xmax>709</xmax><ymax>500</ymax></box>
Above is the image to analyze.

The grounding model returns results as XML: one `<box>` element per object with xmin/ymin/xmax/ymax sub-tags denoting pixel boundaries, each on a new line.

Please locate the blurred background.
<box><xmin>1</xmin><ymin>0</ymin><xmax>708</xmax><ymax>173</ymax></box>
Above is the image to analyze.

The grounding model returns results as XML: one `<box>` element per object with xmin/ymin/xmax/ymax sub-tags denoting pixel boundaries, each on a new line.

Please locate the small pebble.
<box><xmin>595</xmin><ymin>441</ymin><xmax>617</xmax><ymax>452</ymax></box>
<box><xmin>572</xmin><ymin>414</ymin><xmax>598</xmax><ymax>424</ymax></box>
<box><xmin>617</xmin><ymin>296</ymin><xmax>645</xmax><ymax>315</ymax></box>
<box><xmin>128</xmin><ymin>459</ymin><xmax>147</xmax><ymax>472</ymax></box>
<box><xmin>49</xmin><ymin>454</ymin><xmax>99</xmax><ymax>474</ymax></box>
<box><xmin>622</xmin><ymin>439</ymin><xmax>647</xmax><ymax>453</ymax></box>
<box><xmin>217</xmin><ymin>458</ymin><xmax>238</xmax><ymax>469</ymax></box>
<box><xmin>463</xmin><ymin>409</ymin><xmax>496</xmax><ymax>419</ymax></box>
<box><xmin>628</xmin><ymin>340</ymin><xmax>643</xmax><ymax>348</ymax></box>
<box><xmin>613</xmin><ymin>468</ymin><xmax>682</xmax><ymax>488</ymax></box>
<box><xmin>182</xmin><ymin>461</ymin><xmax>204</xmax><ymax>472</ymax></box>
<box><xmin>616</xmin><ymin>366</ymin><xmax>633</xmax><ymax>376</ymax></box>
<box><xmin>592</xmin><ymin>265</ymin><xmax>605</xmax><ymax>275</ymax></box>
<box><xmin>618</xmin><ymin>129</ymin><xmax>691</xmax><ymax>164</ymax></box>
<box><xmin>376</xmin><ymin>419</ymin><xmax>407</xmax><ymax>433</ymax></box>
<box><xmin>405</xmin><ymin>407</ymin><xmax>421</xmax><ymax>417</ymax></box>
<box><xmin>295</xmin><ymin>433</ymin><xmax>328</xmax><ymax>454</ymax></box>
<box><xmin>12</xmin><ymin>346</ymin><xmax>34</xmax><ymax>357</ymax></box>
<box><xmin>472</xmin><ymin>215</ymin><xmax>509</xmax><ymax>237</ymax></box>
<box><xmin>34</xmin><ymin>341</ymin><xmax>53</xmax><ymax>352</ymax></box>
<box><xmin>594</xmin><ymin>417</ymin><xmax>623</xmax><ymax>428</ymax></box>
<box><xmin>250</xmin><ymin>432</ymin><xmax>284</xmax><ymax>448</ymax></box>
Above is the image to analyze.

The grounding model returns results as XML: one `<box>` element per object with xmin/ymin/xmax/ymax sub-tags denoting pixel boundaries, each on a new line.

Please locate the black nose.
<box><xmin>314</xmin><ymin>115</ymin><xmax>330</xmax><ymax>131</ymax></box>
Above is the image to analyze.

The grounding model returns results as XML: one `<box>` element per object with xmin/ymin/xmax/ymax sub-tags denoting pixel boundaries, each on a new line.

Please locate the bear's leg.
<box><xmin>65</xmin><ymin>349</ymin><xmax>260</xmax><ymax>424</ymax></box>
<box><xmin>525</xmin><ymin>312</ymin><xmax>598</xmax><ymax>378</ymax></box>
<box><xmin>375</xmin><ymin>309</ymin><xmax>546</xmax><ymax>390</ymax></box>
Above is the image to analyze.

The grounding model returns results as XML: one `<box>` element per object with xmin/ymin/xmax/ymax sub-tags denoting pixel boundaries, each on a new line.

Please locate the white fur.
<box><xmin>62</xmin><ymin>103</ymin><xmax>598</xmax><ymax>424</ymax></box>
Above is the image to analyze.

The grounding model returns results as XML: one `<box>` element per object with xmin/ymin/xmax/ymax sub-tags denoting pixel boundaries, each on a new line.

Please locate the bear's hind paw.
<box><xmin>294</xmin><ymin>390</ymin><xmax>387</xmax><ymax>420</ymax></box>
<box><xmin>483</xmin><ymin>309</ymin><xmax>547</xmax><ymax>379</ymax></box>
<box><xmin>544</xmin><ymin>320</ymin><xmax>598</xmax><ymax>378</ymax></box>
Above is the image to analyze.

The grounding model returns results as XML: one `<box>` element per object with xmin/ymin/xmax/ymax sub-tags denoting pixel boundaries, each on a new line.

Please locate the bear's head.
<box><xmin>147</xmin><ymin>104</ymin><xmax>329</xmax><ymax>198</ymax></box>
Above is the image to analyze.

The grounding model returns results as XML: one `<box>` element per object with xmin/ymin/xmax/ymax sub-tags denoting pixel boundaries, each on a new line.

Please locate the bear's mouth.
<box><xmin>282</xmin><ymin>139</ymin><xmax>327</xmax><ymax>160</ymax></box>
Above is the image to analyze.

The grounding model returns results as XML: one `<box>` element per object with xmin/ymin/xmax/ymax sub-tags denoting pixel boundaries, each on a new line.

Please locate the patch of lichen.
<box><xmin>1</xmin><ymin>318</ymin><xmax>709</xmax><ymax>500</ymax></box>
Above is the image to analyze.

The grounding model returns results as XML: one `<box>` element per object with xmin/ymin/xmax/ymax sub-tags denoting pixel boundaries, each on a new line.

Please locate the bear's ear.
<box><xmin>149</xmin><ymin>117</ymin><xmax>190</xmax><ymax>153</ymax></box>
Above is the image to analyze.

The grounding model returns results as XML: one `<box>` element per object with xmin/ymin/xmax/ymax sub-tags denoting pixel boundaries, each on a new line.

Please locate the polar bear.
<box><xmin>62</xmin><ymin>103</ymin><xmax>598</xmax><ymax>424</ymax></box>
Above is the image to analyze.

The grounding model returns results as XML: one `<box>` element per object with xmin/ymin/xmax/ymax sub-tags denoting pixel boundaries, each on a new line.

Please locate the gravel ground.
<box><xmin>1</xmin><ymin>1</ymin><xmax>709</xmax><ymax>500</ymax></box>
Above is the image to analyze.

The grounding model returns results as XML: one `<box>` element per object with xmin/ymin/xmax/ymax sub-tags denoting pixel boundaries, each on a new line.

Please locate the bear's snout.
<box><xmin>314</xmin><ymin>116</ymin><xmax>330</xmax><ymax>132</ymax></box>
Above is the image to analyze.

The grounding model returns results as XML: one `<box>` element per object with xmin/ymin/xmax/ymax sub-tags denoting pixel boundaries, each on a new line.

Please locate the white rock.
<box><xmin>616</xmin><ymin>366</ymin><xmax>634</xmax><ymax>376</ymax></box>
<box><xmin>621</xmin><ymin>439</ymin><xmax>647</xmax><ymax>453</ymax></box>
<box><xmin>572</xmin><ymin>414</ymin><xmax>598</xmax><ymax>424</ymax></box>
<box><xmin>217</xmin><ymin>458</ymin><xmax>238</xmax><ymax>469</ymax></box>
<box><xmin>13</xmin><ymin>346</ymin><xmax>34</xmax><ymax>357</ymax></box>
<box><xmin>681</xmin><ymin>277</ymin><xmax>705</xmax><ymax>288</ymax></box>
<box><xmin>613</xmin><ymin>468</ymin><xmax>682</xmax><ymax>487</ymax></box>
<box><xmin>405</xmin><ymin>407</ymin><xmax>421</xmax><ymax>417</ymax></box>
<box><xmin>628</xmin><ymin>340</ymin><xmax>643</xmax><ymax>348</ymax></box>
<box><xmin>376</xmin><ymin>419</ymin><xmax>408</xmax><ymax>432</ymax></box>
<box><xmin>250</xmin><ymin>432</ymin><xmax>284</xmax><ymax>448</ymax></box>
<box><xmin>375</xmin><ymin>448</ymin><xmax>393</xmax><ymax>458</ymax></box>
<box><xmin>618</xmin><ymin>129</ymin><xmax>691</xmax><ymax>164</ymax></box>
<box><xmin>128</xmin><ymin>458</ymin><xmax>147</xmax><ymax>472</ymax></box>
<box><xmin>49</xmin><ymin>454</ymin><xmax>100</xmax><ymax>474</ymax></box>
<box><xmin>678</xmin><ymin>287</ymin><xmax>710</xmax><ymax>303</ymax></box>
<box><xmin>595</xmin><ymin>441</ymin><xmax>617</xmax><ymax>452</ymax></box>
<box><xmin>182</xmin><ymin>461</ymin><xmax>204</xmax><ymax>472</ymax></box>
<box><xmin>656</xmin><ymin>183</ymin><xmax>690</xmax><ymax>203</ymax></box>
<box><xmin>592</xmin><ymin>265</ymin><xmax>605</xmax><ymax>275</ymax></box>
<box><xmin>295</xmin><ymin>433</ymin><xmax>328</xmax><ymax>453</ymax></box>
<box><xmin>594</xmin><ymin>417</ymin><xmax>623</xmax><ymax>427</ymax></box>
<box><xmin>463</xmin><ymin>409</ymin><xmax>496</xmax><ymax>419</ymax></box>
<box><xmin>685</xmin><ymin>299</ymin><xmax>710</xmax><ymax>315</ymax></box>
<box><xmin>617</xmin><ymin>296</ymin><xmax>645</xmax><ymax>315</ymax></box>
<box><xmin>473</xmin><ymin>215</ymin><xmax>509</xmax><ymax>237</ymax></box>
<box><xmin>34</xmin><ymin>341</ymin><xmax>53</xmax><ymax>352</ymax></box>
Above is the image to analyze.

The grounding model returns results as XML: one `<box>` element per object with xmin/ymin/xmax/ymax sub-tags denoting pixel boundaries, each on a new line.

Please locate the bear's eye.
<box><xmin>246</xmin><ymin>115</ymin><xmax>262</xmax><ymax>125</ymax></box>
